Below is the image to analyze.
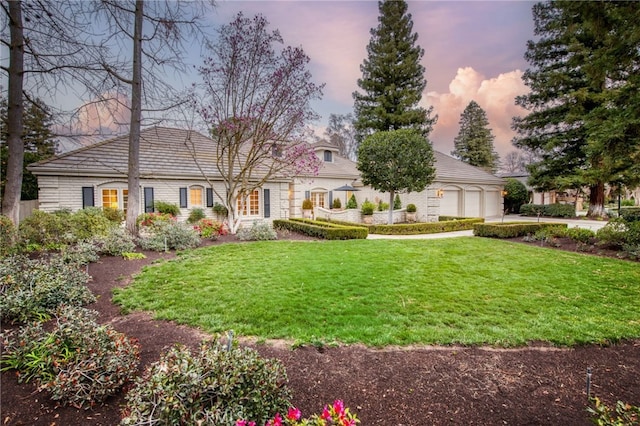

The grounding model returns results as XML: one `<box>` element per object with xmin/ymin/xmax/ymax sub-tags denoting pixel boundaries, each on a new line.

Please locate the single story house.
<box><xmin>28</xmin><ymin>127</ymin><xmax>505</xmax><ymax>224</ymax></box>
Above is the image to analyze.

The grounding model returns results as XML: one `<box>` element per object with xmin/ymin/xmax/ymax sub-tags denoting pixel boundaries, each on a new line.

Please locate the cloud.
<box><xmin>72</xmin><ymin>93</ymin><xmax>131</xmax><ymax>136</ymax></box>
<box><xmin>424</xmin><ymin>67</ymin><xmax>529</xmax><ymax>157</ymax></box>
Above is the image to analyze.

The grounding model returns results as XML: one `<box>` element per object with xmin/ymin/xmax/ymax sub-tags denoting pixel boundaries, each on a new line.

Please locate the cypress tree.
<box><xmin>353</xmin><ymin>0</ymin><xmax>435</xmax><ymax>141</ymax></box>
<box><xmin>451</xmin><ymin>100</ymin><xmax>499</xmax><ymax>172</ymax></box>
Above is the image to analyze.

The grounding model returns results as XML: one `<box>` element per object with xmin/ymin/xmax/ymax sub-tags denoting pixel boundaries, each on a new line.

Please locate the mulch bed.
<box><xmin>1</xmin><ymin>233</ymin><xmax>639</xmax><ymax>425</ymax></box>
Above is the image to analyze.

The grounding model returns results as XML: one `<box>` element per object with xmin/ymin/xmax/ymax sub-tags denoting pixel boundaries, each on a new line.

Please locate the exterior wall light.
<box><xmin>436</xmin><ymin>189</ymin><xmax>444</xmax><ymax>198</ymax></box>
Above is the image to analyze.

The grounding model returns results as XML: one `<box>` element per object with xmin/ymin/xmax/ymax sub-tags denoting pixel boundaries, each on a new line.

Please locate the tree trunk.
<box><xmin>387</xmin><ymin>190</ymin><xmax>395</xmax><ymax>225</ymax></box>
<box><xmin>125</xmin><ymin>0</ymin><xmax>144</xmax><ymax>235</ymax></box>
<box><xmin>2</xmin><ymin>1</ymin><xmax>25</xmax><ymax>225</ymax></box>
<box><xmin>587</xmin><ymin>182</ymin><xmax>606</xmax><ymax>218</ymax></box>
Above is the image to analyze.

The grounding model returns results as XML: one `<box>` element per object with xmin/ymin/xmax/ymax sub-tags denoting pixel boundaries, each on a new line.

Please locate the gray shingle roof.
<box><xmin>433</xmin><ymin>151</ymin><xmax>504</xmax><ymax>185</ymax></box>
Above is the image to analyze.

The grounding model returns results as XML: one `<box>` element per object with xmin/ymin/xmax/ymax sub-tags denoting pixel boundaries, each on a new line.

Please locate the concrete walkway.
<box><xmin>366</xmin><ymin>215</ymin><xmax>608</xmax><ymax>240</ymax></box>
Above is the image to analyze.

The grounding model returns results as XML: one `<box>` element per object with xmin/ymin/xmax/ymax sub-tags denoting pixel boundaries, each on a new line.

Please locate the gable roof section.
<box><xmin>433</xmin><ymin>151</ymin><xmax>504</xmax><ymax>185</ymax></box>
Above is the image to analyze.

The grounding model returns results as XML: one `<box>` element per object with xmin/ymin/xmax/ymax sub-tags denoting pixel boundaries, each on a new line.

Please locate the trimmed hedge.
<box><xmin>619</xmin><ymin>207</ymin><xmax>640</xmax><ymax>222</ymax></box>
<box><xmin>520</xmin><ymin>203</ymin><xmax>576</xmax><ymax>218</ymax></box>
<box><xmin>273</xmin><ymin>219</ymin><xmax>368</xmax><ymax>240</ymax></box>
<box><xmin>316</xmin><ymin>217</ymin><xmax>483</xmax><ymax>235</ymax></box>
<box><xmin>473</xmin><ymin>222</ymin><xmax>568</xmax><ymax>238</ymax></box>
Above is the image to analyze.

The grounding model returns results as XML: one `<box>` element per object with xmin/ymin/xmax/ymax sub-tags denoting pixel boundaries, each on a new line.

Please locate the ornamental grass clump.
<box><xmin>0</xmin><ymin>254</ymin><xmax>94</xmax><ymax>323</ymax></box>
<box><xmin>1</xmin><ymin>306</ymin><xmax>140</xmax><ymax>408</ymax></box>
<box><xmin>120</xmin><ymin>338</ymin><xmax>291</xmax><ymax>426</ymax></box>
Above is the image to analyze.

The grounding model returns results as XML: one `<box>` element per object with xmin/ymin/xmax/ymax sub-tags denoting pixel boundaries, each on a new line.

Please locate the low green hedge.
<box><xmin>520</xmin><ymin>203</ymin><xmax>575</xmax><ymax>218</ymax></box>
<box><xmin>316</xmin><ymin>217</ymin><xmax>483</xmax><ymax>235</ymax></box>
<box><xmin>273</xmin><ymin>219</ymin><xmax>368</xmax><ymax>240</ymax></box>
<box><xmin>473</xmin><ymin>222</ymin><xmax>568</xmax><ymax>238</ymax></box>
<box><xmin>619</xmin><ymin>207</ymin><xmax>640</xmax><ymax>222</ymax></box>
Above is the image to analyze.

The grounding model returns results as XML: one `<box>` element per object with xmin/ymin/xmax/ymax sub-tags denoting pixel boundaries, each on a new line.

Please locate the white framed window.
<box><xmin>311</xmin><ymin>191</ymin><xmax>326</xmax><ymax>208</ymax></box>
<box><xmin>189</xmin><ymin>186</ymin><xmax>204</xmax><ymax>208</ymax></box>
<box><xmin>237</xmin><ymin>189</ymin><xmax>260</xmax><ymax>216</ymax></box>
<box><xmin>101</xmin><ymin>188</ymin><xmax>128</xmax><ymax>214</ymax></box>
<box><xmin>323</xmin><ymin>150</ymin><xmax>333</xmax><ymax>162</ymax></box>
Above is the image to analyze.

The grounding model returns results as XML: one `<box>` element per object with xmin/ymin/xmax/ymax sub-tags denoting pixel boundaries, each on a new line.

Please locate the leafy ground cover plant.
<box><xmin>237</xmin><ymin>221</ymin><xmax>277</xmax><ymax>241</ymax></box>
<box><xmin>0</xmin><ymin>254</ymin><xmax>94</xmax><ymax>323</ymax></box>
<box><xmin>138</xmin><ymin>221</ymin><xmax>201</xmax><ymax>251</ymax></box>
<box><xmin>1</xmin><ymin>306</ymin><xmax>140</xmax><ymax>408</ymax></box>
<box><xmin>0</xmin><ymin>214</ymin><xmax>19</xmax><ymax>257</ymax></box>
<box><xmin>120</xmin><ymin>337</ymin><xmax>290</xmax><ymax>426</ymax></box>
<box><xmin>194</xmin><ymin>218</ymin><xmax>227</xmax><ymax>240</ymax></box>
<box><xmin>136</xmin><ymin>212</ymin><xmax>176</xmax><ymax>228</ymax></box>
<box><xmin>237</xmin><ymin>400</ymin><xmax>359</xmax><ymax>426</ymax></box>
<box><xmin>154</xmin><ymin>200</ymin><xmax>181</xmax><ymax>216</ymax></box>
<box><xmin>92</xmin><ymin>226</ymin><xmax>136</xmax><ymax>256</ymax></box>
<box><xmin>588</xmin><ymin>397</ymin><xmax>640</xmax><ymax>425</ymax></box>
<box><xmin>187</xmin><ymin>207</ymin><xmax>206</xmax><ymax>223</ymax></box>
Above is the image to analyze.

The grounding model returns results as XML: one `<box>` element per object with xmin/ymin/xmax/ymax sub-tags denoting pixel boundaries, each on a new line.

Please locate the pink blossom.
<box><xmin>321</xmin><ymin>405</ymin><xmax>331</xmax><ymax>420</ymax></box>
<box><xmin>287</xmin><ymin>407</ymin><xmax>301</xmax><ymax>421</ymax></box>
<box><xmin>268</xmin><ymin>413</ymin><xmax>283</xmax><ymax>426</ymax></box>
<box><xmin>333</xmin><ymin>400</ymin><xmax>345</xmax><ymax>416</ymax></box>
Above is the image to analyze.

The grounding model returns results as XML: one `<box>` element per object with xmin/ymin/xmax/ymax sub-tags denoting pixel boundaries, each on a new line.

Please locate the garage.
<box><xmin>464</xmin><ymin>189</ymin><xmax>481</xmax><ymax>217</ymax></box>
<box><xmin>485</xmin><ymin>190</ymin><xmax>501</xmax><ymax>217</ymax></box>
<box><xmin>440</xmin><ymin>188</ymin><xmax>461</xmax><ymax>216</ymax></box>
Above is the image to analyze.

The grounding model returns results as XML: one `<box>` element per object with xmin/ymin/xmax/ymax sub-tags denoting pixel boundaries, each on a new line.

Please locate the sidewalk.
<box><xmin>366</xmin><ymin>215</ymin><xmax>608</xmax><ymax>239</ymax></box>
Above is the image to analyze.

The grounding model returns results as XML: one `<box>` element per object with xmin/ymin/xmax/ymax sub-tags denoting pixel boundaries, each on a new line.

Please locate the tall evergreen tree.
<box><xmin>451</xmin><ymin>100</ymin><xmax>499</xmax><ymax>172</ymax></box>
<box><xmin>512</xmin><ymin>1</ymin><xmax>640</xmax><ymax>218</ymax></box>
<box><xmin>352</xmin><ymin>0</ymin><xmax>435</xmax><ymax>141</ymax></box>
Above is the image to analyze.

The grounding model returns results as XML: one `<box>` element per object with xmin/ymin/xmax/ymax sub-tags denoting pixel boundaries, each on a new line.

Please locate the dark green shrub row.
<box><xmin>368</xmin><ymin>218</ymin><xmax>484</xmax><ymax>235</ymax></box>
<box><xmin>273</xmin><ymin>219</ymin><xmax>368</xmax><ymax>240</ymax></box>
<box><xmin>473</xmin><ymin>222</ymin><xmax>568</xmax><ymax>238</ymax></box>
<box><xmin>619</xmin><ymin>207</ymin><xmax>640</xmax><ymax>222</ymax></box>
<box><xmin>520</xmin><ymin>203</ymin><xmax>576</xmax><ymax>218</ymax></box>
<box><xmin>0</xmin><ymin>254</ymin><xmax>95</xmax><ymax>323</ymax></box>
<box><xmin>438</xmin><ymin>215</ymin><xmax>475</xmax><ymax>221</ymax></box>
<box><xmin>1</xmin><ymin>306</ymin><xmax>139</xmax><ymax>408</ymax></box>
<box><xmin>120</xmin><ymin>337</ymin><xmax>290</xmax><ymax>426</ymax></box>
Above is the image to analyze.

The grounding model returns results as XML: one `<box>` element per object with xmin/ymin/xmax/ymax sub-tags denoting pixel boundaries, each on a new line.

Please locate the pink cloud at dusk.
<box><xmin>73</xmin><ymin>93</ymin><xmax>131</xmax><ymax>136</ymax></box>
<box><xmin>425</xmin><ymin>67</ymin><xmax>529</xmax><ymax>158</ymax></box>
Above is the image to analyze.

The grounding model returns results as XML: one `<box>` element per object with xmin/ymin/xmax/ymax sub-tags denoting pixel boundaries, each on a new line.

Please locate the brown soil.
<box><xmin>2</xmin><ymin>233</ymin><xmax>639</xmax><ymax>425</ymax></box>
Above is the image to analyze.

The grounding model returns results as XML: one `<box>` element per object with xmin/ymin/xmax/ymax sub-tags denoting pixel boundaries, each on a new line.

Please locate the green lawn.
<box><xmin>112</xmin><ymin>238</ymin><xmax>640</xmax><ymax>347</ymax></box>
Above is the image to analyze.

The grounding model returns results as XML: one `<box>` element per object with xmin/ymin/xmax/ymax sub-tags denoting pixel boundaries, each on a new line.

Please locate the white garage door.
<box><xmin>465</xmin><ymin>190</ymin><xmax>481</xmax><ymax>217</ymax></box>
<box><xmin>485</xmin><ymin>191</ymin><xmax>501</xmax><ymax>217</ymax></box>
<box><xmin>440</xmin><ymin>189</ymin><xmax>461</xmax><ymax>216</ymax></box>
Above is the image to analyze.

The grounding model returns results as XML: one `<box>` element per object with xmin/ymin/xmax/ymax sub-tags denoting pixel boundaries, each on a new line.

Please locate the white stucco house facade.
<box><xmin>28</xmin><ymin>127</ymin><xmax>505</xmax><ymax>224</ymax></box>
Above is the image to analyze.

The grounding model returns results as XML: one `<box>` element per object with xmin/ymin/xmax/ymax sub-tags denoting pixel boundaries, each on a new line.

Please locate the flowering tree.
<box><xmin>198</xmin><ymin>13</ymin><xmax>324</xmax><ymax>234</ymax></box>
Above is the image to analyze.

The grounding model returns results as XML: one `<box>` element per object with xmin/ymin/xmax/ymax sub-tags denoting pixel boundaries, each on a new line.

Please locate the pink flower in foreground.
<box><xmin>287</xmin><ymin>407</ymin><xmax>301</xmax><ymax>421</ymax></box>
<box><xmin>333</xmin><ymin>400</ymin><xmax>345</xmax><ymax>416</ymax></box>
<box><xmin>321</xmin><ymin>405</ymin><xmax>331</xmax><ymax>420</ymax></box>
<box><xmin>267</xmin><ymin>413</ymin><xmax>283</xmax><ymax>426</ymax></box>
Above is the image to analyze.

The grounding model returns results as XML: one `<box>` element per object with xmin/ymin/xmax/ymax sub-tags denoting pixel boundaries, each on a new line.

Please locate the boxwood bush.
<box><xmin>473</xmin><ymin>222</ymin><xmax>568</xmax><ymax>238</ymax></box>
<box><xmin>316</xmin><ymin>217</ymin><xmax>483</xmax><ymax>235</ymax></box>
<box><xmin>273</xmin><ymin>219</ymin><xmax>368</xmax><ymax>240</ymax></box>
<box><xmin>1</xmin><ymin>306</ymin><xmax>140</xmax><ymax>408</ymax></box>
<box><xmin>120</xmin><ymin>338</ymin><xmax>290</xmax><ymax>426</ymax></box>
<box><xmin>520</xmin><ymin>203</ymin><xmax>575</xmax><ymax>218</ymax></box>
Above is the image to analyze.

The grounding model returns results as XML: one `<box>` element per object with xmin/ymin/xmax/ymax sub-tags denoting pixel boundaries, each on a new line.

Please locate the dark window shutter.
<box><xmin>179</xmin><ymin>187</ymin><xmax>187</xmax><ymax>208</ymax></box>
<box><xmin>144</xmin><ymin>187</ymin><xmax>154</xmax><ymax>213</ymax></box>
<box><xmin>82</xmin><ymin>187</ymin><xmax>94</xmax><ymax>208</ymax></box>
<box><xmin>263</xmin><ymin>188</ymin><xmax>270</xmax><ymax>218</ymax></box>
<box><xmin>328</xmin><ymin>191</ymin><xmax>333</xmax><ymax>208</ymax></box>
<box><xmin>304</xmin><ymin>190</ymin><xmax>310</xmax><ymax>200</ymax></box>
<box><xmin>206</xmin><ymin>188</ymin><xmax>214</xmax><ymax>207</ymax></box>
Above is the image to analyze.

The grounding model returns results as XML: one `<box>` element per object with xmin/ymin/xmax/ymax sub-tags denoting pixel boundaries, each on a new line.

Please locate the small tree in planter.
<box><xmin>394</xmin><ymin>194</ymin><xmax>402</xmax><ymax>210</ymax></box>
<box><xmin>406</xmin><ymin>203</ymin><xmax>417</xmax><ymax>222</ymax></box>
<box><xmin>302</xmin><ymin>198</ymin><xmax>314</xmax><ymax>218</ymax></box>
<box><xmin>346</xmin><ymin>194</ymin><xmax>358</xmax><ymax>209</ymax></box>
<box><xmin>332</xmin><ymin>198</ymin><xmax>342</xmax><ymax>209</ymax></box>
<box><xmin>361</xmin><ymin>199</ymin><xmax>375</xmax><ymax>224</ymax></box>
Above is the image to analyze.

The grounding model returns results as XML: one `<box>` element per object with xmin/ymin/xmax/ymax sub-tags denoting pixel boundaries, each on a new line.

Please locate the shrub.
<box><xmin>302</xmin><ymin>198</ymin><xmax>313</xmax><ymax>210</ymax></box>
<box><xmin>619</xmin><ymin>207</ymin><xmax>640</xmax><ymax>222</ymax></box>
<box><xmin>394</xmin><ymin>194</ymin><xmax>402</xmax><ymax>210</ymax></box>
<box><xmin>138</xmin><ymin>221</ymin><xmax>201</xmax><ymax>251</ymax></box>
<box><xmin>60</xmin><ymin>240</ymin><xmax>101</xmax><ymax>265</ymax></box>
<box><xmin>196</xmin><ymin>218</ymin><xmax>226</xmax><ymax>240</ymax></box>
<box><xmin>120</xmin><ymin>338</ymin><xmax>291</xmax><ymax>426</ymax></box>
<box><xmin>588</xmin><ymin>397</ymin><xmax>640</xmax><ymax>425</ymax></box>
<box><xmin>238</xmin><ymin>221</ymin><xmax>278</xmax><ymax>241</ymax></box>
<box><xmin>93</xmin><ymin>226</ymin><xmax>137</xmax><ymax>256</ymax></box>
<box><xmin>346</xmin><ymin>194</ymin><xmax>358</xmax><ymax>209</ymax></box>
<box><xmin>503</xmin><ymin>178</ymin><xmax>529</xmax><ymax>213</ymax></box>
<box><xmin>332</xmin><ymin>197</ymin><xmax>342</xmax><ymax>209</ymax></box>
<box><xmin>621</xmin><ymin>199</ymin><xmax>636</xmax><ymax>207</ymax></box>
<box><xmin>377</xmin><ymin>201</ymin><xmax>389</xmax><ymax>211</ymax></box>
<box><xmin>70</xmin><ymin>207</ymin><xmax>114</xmax><ymax>241</ymax></box>
<box><xmin>102</xmin><ymin>206</ymin><xmax>125</xmax><ymax>223</ymax></box>
<box><xmin>565</xmin><ymin>227</ymin><xmax>595</xmax><ymax>244</ymax></box>
<box><xmin>520</xmin><ymin>203</ymin><xmax>575</xmax><ymax>218</ymax></box>
<box><xmin>273</xmin><ymin>219</ymin><xmax>368</xmax><ymax>240</ymax></box>
<box><xmin>19</xmin><ymin>210</ymin><xmax>70</xmax><ymax>249</ymax></box>
<box><xmin>361</xmin><ymin>199</ymin><xmax>375</xmax><ymax>215</ymax></box>
<box><xmin>1</xmin><ymin>306</ymin><xmax>140</xmax><ymax>408</ymax></box>
<box><xmin>154</xmin><ymin>200</ymin><xmax>180</xmax><ymax>216</ymax></box>
<box><xmin>0</xmin><ymin>255</ymin><xmax>95</xmax><ymax>323</ymax></box>
<box><xmin>0</xmin><ymin>215</ymin><xmax>18</xmax><ymax>257</ymax></box>
<box><xmin>213</xmin><ymin>202</ymin><xmax>229</xmax><ymax>217</ymax></box>
<box><xmin>596</xmin><ymin>218</ymin><xmax>628</xmax><ymax>249</ymax></box>
<box><xmin>136</xmin><ymin>212</ymin><xmax>175</xmax><ymax>228</ymax></box>
<box><xmin>187</xmin><ymin>207</ymin><xmax>206</xmax><ymax>224</ymax></box>
<box><xmin>406</xmin><ymin>203</ymin><xmax>417</xmax><ymax>213</ymax></box>
<box><xmin>473</xmin><ymin>222</ymin><xmax>568</xmax><ymax>238</ymax></box>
